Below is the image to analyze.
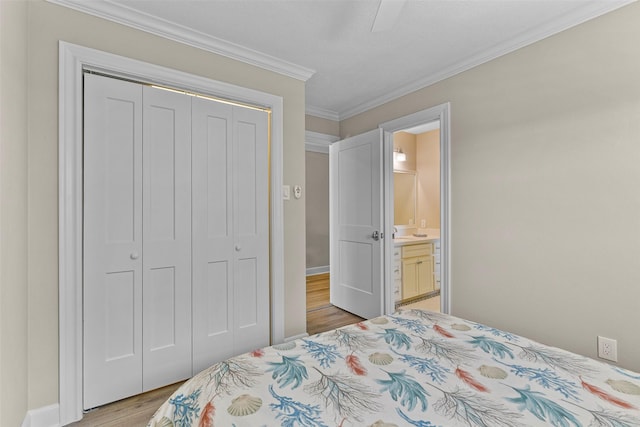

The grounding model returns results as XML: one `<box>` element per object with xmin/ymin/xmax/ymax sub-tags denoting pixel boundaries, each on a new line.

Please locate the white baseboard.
<box><xmin>306</xmin><ymin>265</ymin><xmax>329</xmax><ymax>276</ymax></box>
<box><xmin>22</xmin><ymin>403</ymin><xmax>59</xmax><ymax>427</ymax></box>
<box><xmin>284</xmin><ymin>332</ymin><xmax>309</xmax><ymax>342</ymax></box>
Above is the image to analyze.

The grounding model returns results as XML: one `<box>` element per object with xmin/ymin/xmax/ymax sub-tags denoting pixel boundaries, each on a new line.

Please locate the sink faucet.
<box><xmin>393</xmin><ymin>226</ymin><xmax>398</xmax><ymax>238</ymax></box>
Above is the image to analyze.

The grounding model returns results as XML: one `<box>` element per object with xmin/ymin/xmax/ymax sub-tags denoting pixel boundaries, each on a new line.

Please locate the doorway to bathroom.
<box><xmin>380</xmin><ymin>103</ymin><xmax>451</xmax><ymax>316</ymax></box>
<box><xmin>306</xmin><ymin>103</ymin><xmax>450</xmax><ymax>322</ymax></box>
<box><xmin>391</xmin><ymin>120</ymin><xmax>442</xmax><ymax>313</ymax></box>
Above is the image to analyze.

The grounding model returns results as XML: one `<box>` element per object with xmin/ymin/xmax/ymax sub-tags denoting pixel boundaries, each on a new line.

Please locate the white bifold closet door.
<box><xmin>191</xmin><ymin>98</ymin><xmax>270</xmax><ymax>374</ymax></box>
<box><xmin>83</xmin><ymin>74</ymin><xmax>145</xmax><ymax>410</ymax></box>
<box><xmin>141</xmin><ymin>84</ymin><xmax>193</xmax><ymax>391</ymax></box>
<box><xmin>83</xmin><ymin>73</ymin><xmax>269</xmax><ymax>409</ymax></box>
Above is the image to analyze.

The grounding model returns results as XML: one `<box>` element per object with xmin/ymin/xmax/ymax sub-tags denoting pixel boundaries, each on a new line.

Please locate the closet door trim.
<box><xmin>58</xmin><ymin>41</ymin><xmax>285</xmax><ymax>425</ymax></box>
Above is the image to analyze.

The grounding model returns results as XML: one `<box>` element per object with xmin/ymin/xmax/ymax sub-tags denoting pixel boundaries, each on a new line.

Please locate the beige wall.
<box><xmin>305</xmin><ymin>114</ymin><xmax>340</xmax><ymax>136</ymax></box>
<box><xmin>303</xmin><ymin>116</ymin><xmax>337</xmax><ymax>271</ymax></box>
<box><xmin>305</xmin><ymin>151</ymin><xmax>330</xmax><ymax>269</ymax></box>
<box><xmin>1</xmin><ymin>0</ymin><xmax>307</xmax><ymax>421</ymax></box>
<box><xmin>0</xmin><ymin>1</ymin><xmax>29</xmax><ymax>425</ymax></box>
<box><xmin>342</xmin><ymin>2</ymin><xmax>640</xmax><ymax>372</ymax></box>
<box><xmin>416</xmin><ymin>130</ymin><xmax>440</xmax><ymax>229</ymax></box>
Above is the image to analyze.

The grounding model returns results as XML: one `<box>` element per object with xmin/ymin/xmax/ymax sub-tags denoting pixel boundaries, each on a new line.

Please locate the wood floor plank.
<box><xmin>306</xmin><ymin>289</ymin><xmax>331</xmax><ymax>310</ymax></box>
<box><xmin>307</xmin><ymin>305</ymin><xmax>364</xmax><ymax>335</ymax></box>
<box><xmin>305</xmin><ymin>273</ymin><xmax>364</xmax><ymax>335</ymax></box>
<box><xmin>70</xmin><ymin>382</ymin><xmax>183</xmax><ymax>426</ymax></box>
<box><xmin>306</xmin><ymin>272</ymin><xmax>331</xmax><ymax>310</ymax></box>
<box><xmin>306</xmin><ymin>272</ymin><xmax>329</xmax><ymax>283</ymax></box>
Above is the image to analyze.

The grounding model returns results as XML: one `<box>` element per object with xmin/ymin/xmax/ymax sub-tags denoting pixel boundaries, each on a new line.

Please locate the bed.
<box><xmin>148</xmin><ymin>309</ymin><xmax>640</xmax><ymax>426</ymax></box>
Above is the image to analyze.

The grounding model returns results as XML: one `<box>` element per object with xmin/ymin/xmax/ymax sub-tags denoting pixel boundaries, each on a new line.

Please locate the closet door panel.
<box><xmin>83</xmin><ymin>74</ymin><xmax>143</xmax><ymax>409</ymax></box>
<box><xmin>147</xmin><ymin>106</ymin><xmax>177</xmax><ymax>240</ymax></box>
<box><xmin>237</xmin><ymin>121</ymin><xmax>257</xmax><ymax>236</ymax></box>
<box><xmin>206</xmin><ymin>261</ymin><xmax>230</xmax><ymax>333</ymax></box>
<box><xmin>233</xmin><ymin>108</ymin><xmax>270</xmax><ymax>353</ymax></box>
<box><xmin>142</xmin><ymin>86</ymin><xmax>192</xmax><ymax>390</ymax></box>
<box><xmin>236</xmin><ymin>258</ymin><xmax>258</xmax><ymax>328</ymax></box>
<box><xmin>103</xmin><ymin>271</ymin><xmax>136</xmax><ymax>358</ymax></box>
<box><xmin>147</xmin><ymin>267</ymin><xmax>178</xmax><ymax>349</ymax></box>
<box><xmin>205</xmin><ymin>115</ymin><xmax>230</xmax><ymax>238</ymax></box>
<box><xmin>192</xmin><ymin>98</ymin><xmax>235</xmax><ymax>373</ymax></box>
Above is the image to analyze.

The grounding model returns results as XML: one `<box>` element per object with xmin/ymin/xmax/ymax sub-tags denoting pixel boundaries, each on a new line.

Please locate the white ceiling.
<box><xmin>53</xmin><ymin>0</ymin><xmax>634</xmax><ymax>120</ymax></box>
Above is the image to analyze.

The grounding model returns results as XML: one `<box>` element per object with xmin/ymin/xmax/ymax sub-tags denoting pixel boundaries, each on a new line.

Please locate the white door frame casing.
<box><xmin>58</xmin><ymin>41</ymin><xmax>285</xmax><ymax>424</ymax></box>
<box><xmin>379</xmin><ymin>103</ymin><xmax>451</xmax><ymax>316</ymax></box>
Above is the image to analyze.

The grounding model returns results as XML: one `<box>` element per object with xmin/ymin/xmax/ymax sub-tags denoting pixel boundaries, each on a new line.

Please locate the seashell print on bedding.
<box><xmin>227</xmin><ymin>394</ymin><xmax>262</xmax><ymax>416</ymax></box>
<box><xmin>479</xmin><ymin>365</ymin><xmax>508</xmax><ymax>379</ymax></box>
<box><xmin>369</xmin><ymin>420</ymin><xmax>398</xmax><ymax>427</ymax></box>
<box><xmin>606</xmin><ymin>379</ymin><xmax>640</xmax><ymax>395</ymax></box>
<box><xmin>152</xmin><ymin>416</ymin><xmax>173</xmax><ymax>427</ymax></box>
<box><xmin>272</xmin><ymin>341</ymin><xmax>296</xmax><ymax>351</ymax></box>
<box><xmin>368</xmin><ymin>352</ymin><xmax>394</xmax><ymax>365</ymax></box>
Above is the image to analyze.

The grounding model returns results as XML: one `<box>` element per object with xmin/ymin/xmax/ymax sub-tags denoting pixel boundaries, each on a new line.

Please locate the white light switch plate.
<box><xmin>283</xmin><ymin>185</ymin><xmax>290</xmax><ymax>200</ymax></box>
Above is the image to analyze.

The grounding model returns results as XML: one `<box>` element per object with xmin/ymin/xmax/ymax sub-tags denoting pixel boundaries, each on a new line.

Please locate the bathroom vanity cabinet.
<box><xmin>401</xmin><ymin>243</ymin><xmax>434</xmax><ymax>300</ymax></box>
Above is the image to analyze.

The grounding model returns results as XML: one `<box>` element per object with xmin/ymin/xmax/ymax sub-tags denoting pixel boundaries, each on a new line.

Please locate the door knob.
<box><xmin>130</xmin><ymin>252</ymin><xmax>139</xmax><ymax>260</ymax></box>
<box><xmin>371</xmin><ymin>231</ymin><xmax>380</xmax><ymax>241</ymax></box>
<box><xmin>235</xmin><ymin>245</ymin><xmax>241</xmax><ymax>252</ymax></box>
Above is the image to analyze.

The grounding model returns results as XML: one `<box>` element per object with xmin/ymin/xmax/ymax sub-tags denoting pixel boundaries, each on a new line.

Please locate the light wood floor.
<box><xmin>71</xmin><ymin>273</ymin><xmax>362</xmax><ymax>426</ymax></box>
<box><xmin>69</xmin><ymin>381</ymin><xmax>183</xmax><ymax>426</ymax></box>
<box><xmin>306</xmin><ymin>272</ymin><xmax>364</xmax><ymax>335</ymax></box>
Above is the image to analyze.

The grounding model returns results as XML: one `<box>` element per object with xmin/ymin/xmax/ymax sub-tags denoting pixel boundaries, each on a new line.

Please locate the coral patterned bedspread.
<box><xmin>148</xmin><ymin>309</ymin><xmax>640</xmax><ymax>426</ymax></box>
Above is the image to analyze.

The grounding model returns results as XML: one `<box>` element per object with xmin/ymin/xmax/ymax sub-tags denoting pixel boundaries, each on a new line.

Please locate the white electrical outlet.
<box><xmin>597</xmin><ymin>336</ymin><xmax>618</xmax><ymax>362</ymax></box>
<box><xmin>421</xmin><ymin>219</ymin><xmax>426</xmax><ymax>228</ymax></box>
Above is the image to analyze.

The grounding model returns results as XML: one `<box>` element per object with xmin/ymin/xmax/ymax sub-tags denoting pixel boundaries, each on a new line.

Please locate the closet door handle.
<box><xmin>235</xmin><ymin>245</ymin><xmax>241</xmax><ymax>252</ymax></box>
<box><xmin>130</xmin><ymin>252</ymin><xmax>139</xmax><ymax>260</ymax></box>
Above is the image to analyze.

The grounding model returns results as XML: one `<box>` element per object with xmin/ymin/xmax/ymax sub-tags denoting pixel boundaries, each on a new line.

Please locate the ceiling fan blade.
<box><xmin>371</xmin><ymin>0</ymin><xmax>407</xmax><ymax>32</ymax></box>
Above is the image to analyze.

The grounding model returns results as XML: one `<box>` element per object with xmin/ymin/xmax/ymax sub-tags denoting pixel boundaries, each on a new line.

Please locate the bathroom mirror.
<box><xmin>394</xmin><ymin>170</ymin><xmax>416</xmax><ymax>226</ymax></box>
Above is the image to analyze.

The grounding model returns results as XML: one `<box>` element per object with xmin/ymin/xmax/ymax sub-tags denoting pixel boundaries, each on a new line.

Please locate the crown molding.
<box><xmin>47</xmin><ymin>0</ymin><xmax>315</xmax><ymax>82</ymax></box>
<box><xmin>305</xmin><ymin>131</ymin><xmax>339</xmax><ymax>153</ymax></box>
<box><xmin>48</xmin><ymin>0</ymin><xmax>633</xmax><ymax>119</ymax></box>
<box><xmin>339</xmin><ymin>0</ymin><xmax>635</xmax><ymax>120</ymax></box>
<box><xmin>305</xmin><ymin>105</ymin><xmax>340</xmax><ymax>122</ymax></box>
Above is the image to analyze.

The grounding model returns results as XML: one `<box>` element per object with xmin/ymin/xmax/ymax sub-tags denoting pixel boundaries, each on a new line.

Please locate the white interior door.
<box><xmin>84</xmin><ymin>78</ymin><xmax>194</xmax><ymax>406</ymax></box>
<box><xmin>191</xmin><ymin>98</ymin><xmax>235</xmax><ymax>372</ymax></box>
<box><xmin>233</xmin><ymin>107</ymin><xmax>270</xmax><ymax>353</ymax></box>
<box><xmin>330</xmin><ymin>129</ymin><xmax>384</xmax><ymax>319</ymax></box>
<box><xmin>83</xmin><ymin>74</ymin><xmax>143</xmax><ymax>409</ymax></box>
<box><xmin>191</xmin><ymin>99</ymin><xmax>270</xmax><ymax>373</ymax></box>
<box><xmin>141</xmin><ymin>86</ymin><xmax>193</xmax><ymax>390</ymax></box>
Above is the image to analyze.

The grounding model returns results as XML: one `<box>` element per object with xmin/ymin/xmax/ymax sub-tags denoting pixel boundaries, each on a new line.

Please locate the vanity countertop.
<box><xmin>393</xmin><ymin>229</ymin><xmax>440</xmax><ymax>247</ymax></box>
